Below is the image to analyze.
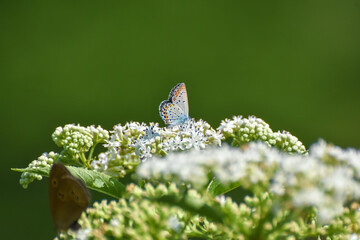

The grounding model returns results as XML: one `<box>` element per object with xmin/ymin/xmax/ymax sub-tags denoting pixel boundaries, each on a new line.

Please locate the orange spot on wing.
<box><xmin>173</xmin><ymin>85</ymin><xmax>185</xmax><ymax>99</ymax></box>
<box><xmin>164</xmin><ymin>104</ymin><xmax>172</xmax><ymax>124</ymax></box>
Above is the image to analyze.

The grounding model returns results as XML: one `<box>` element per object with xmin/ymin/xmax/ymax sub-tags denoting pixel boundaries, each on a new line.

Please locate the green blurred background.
<box><xmin>1</xmin><ymin>0</ymin><xmax>359</xmax><ymax>238</ymax></box>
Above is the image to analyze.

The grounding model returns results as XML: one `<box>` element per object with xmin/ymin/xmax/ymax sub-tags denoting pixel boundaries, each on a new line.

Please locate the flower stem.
<box><xmin>88</xmin><ymin>143</ymin><xmax>97</xmax><ymax>163</ymax></box>
<box><xmin>80</xmin><ymin>152</ymin><xmax>90</xmax><ymax>168</ymax></box>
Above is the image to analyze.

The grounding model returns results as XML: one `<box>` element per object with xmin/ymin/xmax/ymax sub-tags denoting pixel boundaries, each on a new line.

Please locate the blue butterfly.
<box><xmin>159</xmin><ymin>83</ymin><xmax>190</xmax><ymax>126</ymax></box>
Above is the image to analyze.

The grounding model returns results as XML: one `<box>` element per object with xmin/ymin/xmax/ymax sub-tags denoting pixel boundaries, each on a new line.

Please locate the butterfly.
<box><xmin>49</xmin><ymin>163</ymin><xmax>91</xmax><ymax>232</ymax></box>
<box><xmin>159</xmin><ymin>83</ymin><xmax>190</xmax><ymax>126</ymax></box>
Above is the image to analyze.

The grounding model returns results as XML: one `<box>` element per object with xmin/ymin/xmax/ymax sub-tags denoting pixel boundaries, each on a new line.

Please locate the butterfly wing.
<box><xmin>168</xmin><ymin>83</ymin><xmax>189</xmax><ymax>116</ymax></box>
<box><xmin>49</xmin><ymin>163</ymin><xmax>91</xmax><ymax>231</ymax></box>
<box><xmin>49</xmin><ymin>163</ymin><xmax>70</xmax><ymax>227</ymax></box>
<box><xmin>55</xmin><ymin>176</ymin><xmax>90</xmax><ymax>230</ymax></box>
<box><xmin>159</xmin><ymin>100</ymin><xmax>188</xmax><ymax>125</ymax></box>
<box><xmin>159</xmin><ymin>83</ymin><xmax>190</xmax><ymax>125</ymax></box>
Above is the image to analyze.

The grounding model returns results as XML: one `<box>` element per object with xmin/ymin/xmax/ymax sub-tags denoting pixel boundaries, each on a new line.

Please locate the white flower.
<box><xmin>91</xmin><ymin>152</ymin><xmax>109</xmax><ymax>172</ymax></box>
<box><xmin>110</xmin><ymin>218</ymin><xmax>120</xmax><ymax>227</ymax></box>
<box><xmin>349</xmin><ymin>234</ymin><xmax>360</xmax><ymax>240</ymax></box>
<box><xmin>292</xmin><ymin>188</ymin><xmax>327</xmax><ymax>207</ymax></box>
<box><xmin>214</xmin><ymin>194</ymin><xmax>227</xmax><ymax>206</ymax></box>
<box><xmin>167</xmin><ymin>215</ymin><xmax>182</xmax><ymax>232</ymax></box>
<box><xmin>74</xmin><ymin>228</ymin><xmax>90</xmax><ymax>240</ymax></box>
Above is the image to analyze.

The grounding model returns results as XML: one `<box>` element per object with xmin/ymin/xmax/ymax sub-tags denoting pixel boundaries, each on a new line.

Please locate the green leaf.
<box><xmin>12</xmin><ymin>166</ymin><xmax>50</xmax><ymax>177</ymax></box>
<box><xmin>12</xmin><ymin>166</ymin><xmax>125</xmax><ymax>199</ymax></box>
<box><xmin>66</xmin><ymin>166</ymin><xmax>125</xmax><ymax>199</ymax></box>
<box><xmin>207</xmin><ymin>178</ymin><xmax>242</xmax><ymax>196</ymax></box>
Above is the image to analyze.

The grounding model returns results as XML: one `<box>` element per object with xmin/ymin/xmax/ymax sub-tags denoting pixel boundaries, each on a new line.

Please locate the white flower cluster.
<box><xmin>218</xmin><ymin>115</ymin><xmax>306</xmax><ymax>153</ymax></box>
<box><xmin>137</xmin><ymin>140</ymin><xmax>360</xmax><ymax>223</ymax></box>
<box><xmin>91</xmin><ymin>122</ymin><xmax>144</xmax><ymax>177</ymax></box>
<box><xmin>52</xmin><ymin>124</ymin><xmax>109</xmax><ymax>159</ymax></box>
<box><xmin>19</xmin><ymin>151</ymin><xmax>58</xmax><ymax>188</ymax></box>
<box><xmin>87</xmin><ymin>125</ymin><xmax>110</xmax><ymax>144</ymax></box>
<box><xmin>137</xmin><ymin>119</ymin><xmax>222</xmax><ymax>158</ymax></box>
<box><xmin>91</xmin><ymin>120</ymin><xmax>222</xmax><ymax>177</ymax></box>
<box><xmin>137</xmin><ymin>142</ymin><xmax>279</xmax><ymax>189</ymax></box>
<box><xmin>272</xmin><ymin>139</ymin><xmax>360</xmax><ymax>223</ymax></box>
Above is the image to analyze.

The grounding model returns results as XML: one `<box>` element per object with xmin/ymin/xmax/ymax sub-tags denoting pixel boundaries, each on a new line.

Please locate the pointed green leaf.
<box><xmin>12</xmin><ymin>166</ymin><xmax>50</xmax><ymax>176</ymax></box>
<box><xmin>12</xmin><ymin>165</ymin><xmax>125</xmax><ymax>199</ymax></box>
<box><xmin>207</xmin><ymin>178</ymin><xmax>242</xmax><ymax>196</ymax></box>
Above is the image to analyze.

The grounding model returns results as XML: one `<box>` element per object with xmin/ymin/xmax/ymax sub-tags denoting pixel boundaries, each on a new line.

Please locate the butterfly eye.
<box><xmin>52</xmin><ymin>179</ymin><xmax>58</xmax><ymax>187</ymax></box>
